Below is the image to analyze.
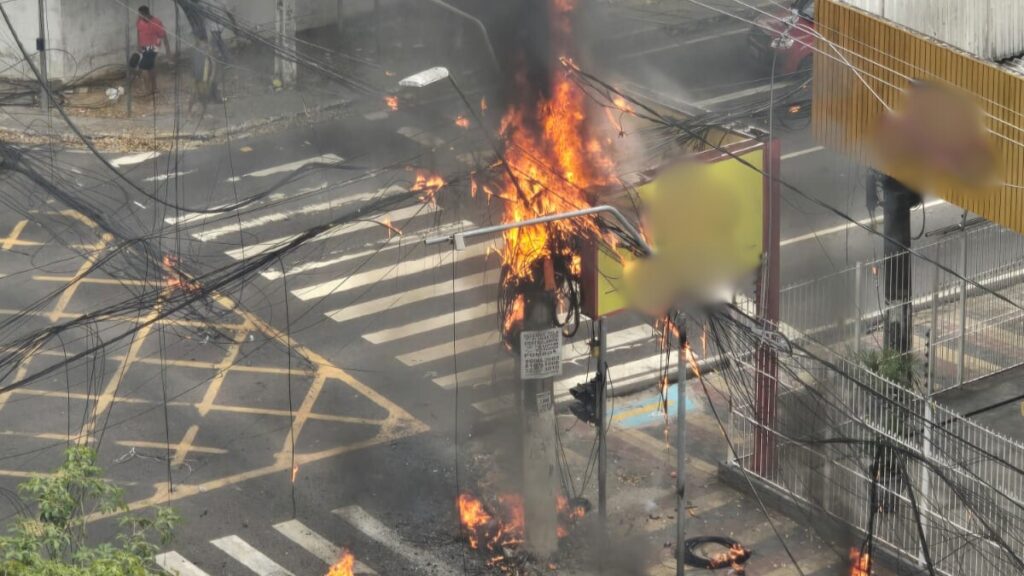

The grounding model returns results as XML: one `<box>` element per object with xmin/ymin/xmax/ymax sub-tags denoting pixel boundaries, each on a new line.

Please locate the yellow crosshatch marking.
<box><xmin>0</xmin><ymin>210</ymin><xmax>429</xmax><ymax>517</ymax></box>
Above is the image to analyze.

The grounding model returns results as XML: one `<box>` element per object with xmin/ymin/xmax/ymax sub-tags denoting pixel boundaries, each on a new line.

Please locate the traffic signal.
<box><xmin>569</xmin><ymin>377</ymin><xmax>600</xmax><ymax>425</ymax></box>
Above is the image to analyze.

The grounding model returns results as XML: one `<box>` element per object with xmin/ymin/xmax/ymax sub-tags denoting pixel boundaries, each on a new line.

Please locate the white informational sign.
<box><xmin>520</xmin><ymin>328</ymin><xmax>563</xmax><ymax>379</ymax></box>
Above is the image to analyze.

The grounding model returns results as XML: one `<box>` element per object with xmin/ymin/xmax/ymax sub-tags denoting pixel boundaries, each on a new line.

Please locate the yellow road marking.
<box><xmin>1</xmin><ymin>220</ymin><xmax>40</xmax><ymax>250</ymax></box>
<box><xmin>46</xmin><ymin>233</ymin><xmax>112</xmax><ymax>322</ymax></box>
<box><xmin>279</xmin><ymin>372</ymin><xmax>328</xmax><ymax>456</ymax></box>
<box><xmin>171</xmin><ymin>425</ymin><xmax>201</xmax><ymax>466</ymax></box>
<box><xmin>197</xmin><ymin>328</ymin><xmax>249</xmax><ymax>416</ymax></box>
<box><xmin>113</xmin><ymin>438</ymin><xmax>228</xmax><ymax>457</ymax></box>
<box><xmin>81</xmin><ymin>297</ymin><xmax>163</xmax><ymax>439</ymax></box>
<box><xmin>0</xmin><ymin>307</ymin><xmax>245</xmax><ymax>330</ymax></box>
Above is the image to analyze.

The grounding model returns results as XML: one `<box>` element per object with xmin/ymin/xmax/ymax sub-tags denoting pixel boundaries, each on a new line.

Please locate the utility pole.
<box><xmin>754</xmin><ymin>139</ymin><xmax>781</xmax><ymax>475</ymax></box>
<box><xmin>125</xmin><ymin>7</ymin><xmax>132</xmax><ymax>116</ymax></box>
<box><xmin>674</xmin><ymin>318</ymin><xmax>687</xmax><ymax>576</ymax></box>
<box><xmin>37</xmin><ymin>0</ymin><xmax>47</xmax><ymax>112</ymax></box>
<box><xmin>518</xmin><ymin>257</ymin><xmax>560</xmax><ymax>560</ymax></box>
<box><xmin>880</xmin><ymin>173</ymin><xmax>921</xmax><ymax>355</ymax></box>
<box><xmin>275</xmin><ymin>0</ymin><xmax>297</xmax><ymax>86</ymax></box>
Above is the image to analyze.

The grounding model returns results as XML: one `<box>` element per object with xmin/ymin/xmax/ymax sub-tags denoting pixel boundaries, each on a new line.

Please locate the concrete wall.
<box><xmin>840</xmin><ymin>0</ymin><xmax>1024</xmax><ymax>61</ymax></box>
<box><xmin>0</xmin><ymin>0</ymin><xmax>344</xmax><ymax>81</ymax></box>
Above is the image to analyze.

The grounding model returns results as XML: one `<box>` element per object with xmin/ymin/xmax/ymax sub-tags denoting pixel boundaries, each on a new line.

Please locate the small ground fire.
<box><xmin>457</xmin><ymin>492</ymin><xmax>586</xmax><ymax>557</ymax></box>
<box><xmin>325</xmin><ymin>550</ymin><xmax>356</xmax><ymax>576</ymax></box>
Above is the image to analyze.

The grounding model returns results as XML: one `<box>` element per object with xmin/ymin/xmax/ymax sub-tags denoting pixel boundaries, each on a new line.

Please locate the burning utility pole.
<box><xmin>515</xmin><ymin>257</ymin><xmax>561</xmax><ymax>558</ymax></box>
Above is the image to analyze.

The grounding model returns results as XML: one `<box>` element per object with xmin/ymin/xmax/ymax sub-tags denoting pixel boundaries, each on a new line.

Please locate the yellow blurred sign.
<box><xmin>584</xmin><ymin>145</ymin><xmax>765</xmax><ymax>318</ymax></box>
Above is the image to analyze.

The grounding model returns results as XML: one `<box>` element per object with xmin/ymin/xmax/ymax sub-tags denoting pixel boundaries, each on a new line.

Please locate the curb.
<box><xmin>0</xmin><ymin>97</ymin><xmax>354</xmax><ymax>146</ymax></box>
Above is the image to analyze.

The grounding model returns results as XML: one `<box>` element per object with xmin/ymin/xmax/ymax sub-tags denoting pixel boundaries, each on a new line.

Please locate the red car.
<box><xmin>747</xmin><ymin>0</ymin><xmax>816</xmax><ymax>76</ymax></box>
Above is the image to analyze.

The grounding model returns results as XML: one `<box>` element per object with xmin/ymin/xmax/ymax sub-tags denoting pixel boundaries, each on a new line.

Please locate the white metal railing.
<box><xmin>726</xmin><ymin>331</ymin><xmax>1024</xmax><ymax>575</ymax></box>
<box><xmin>778</xmin><ymin>223</ymin><xmax>1024</xmax><ymax>394</ymax></box>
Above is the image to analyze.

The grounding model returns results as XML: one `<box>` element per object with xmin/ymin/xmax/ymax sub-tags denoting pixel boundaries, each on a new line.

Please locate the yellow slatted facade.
<box><xmin>813</xmin><ymin>0</ymin><xmax>1024</xmax><ymax>233</ymax></box>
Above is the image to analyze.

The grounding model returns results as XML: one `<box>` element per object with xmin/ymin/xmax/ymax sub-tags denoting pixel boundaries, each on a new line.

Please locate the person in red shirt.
<box><xmin>135</xmin><ymin>6</ymin><xmax>166</xmax><ymax>96</ymax></box>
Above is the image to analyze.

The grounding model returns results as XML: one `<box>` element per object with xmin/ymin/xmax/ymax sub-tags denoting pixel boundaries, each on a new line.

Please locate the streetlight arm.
<box><xmin>418</xmin><ymin>0</ymin><xmax>500</xmax><ymax>73</ymax></box>
<box><xmin>425</xmin><ymin>205</ymin><xmax>653</xmax><ymax>256</ymax></box>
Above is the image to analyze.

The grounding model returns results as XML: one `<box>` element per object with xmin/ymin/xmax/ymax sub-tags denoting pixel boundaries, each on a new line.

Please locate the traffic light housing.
<box><xmin>569</xmin><ymin>377</ymin><xmax>601</xmax><ymax>425</ymax></box>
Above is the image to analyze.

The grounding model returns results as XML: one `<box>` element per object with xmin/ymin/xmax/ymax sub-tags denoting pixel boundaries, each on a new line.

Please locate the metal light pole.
<box><xmin>37</xmin><ymin>0</ymin><xmax>47</xmax><ymax>112</ymax></box>
<box><xmin>125</xmin><ymin>8</ymin><xmax>132</xmax><ymax>116</ymax></box>
<box><xmin>596</xmin><ymin>317</ymin><xmax>608</xmax><ymax>524</ymax></box>
<box><xmin>674</xmin><ymin>318</ymin><xmax>687</xmax><ymax>576</ymax></box>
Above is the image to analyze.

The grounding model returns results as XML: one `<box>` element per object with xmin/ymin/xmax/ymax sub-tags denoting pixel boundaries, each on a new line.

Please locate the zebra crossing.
<box><xmin>155</xmin><ymin>508</ymin><xmax>395</xmax><ymax>575</ymax></box>
<box><xmin>153</xmin><ymin>131</ymin><xmax>674</xmax><ymax>413</ymax></box>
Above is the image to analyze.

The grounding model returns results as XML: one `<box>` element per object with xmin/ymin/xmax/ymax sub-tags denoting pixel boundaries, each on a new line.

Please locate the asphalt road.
<box><xmin>0</xmin><ymin>8</ymin><xmax>991</xmax><ymax>576</ymax></box>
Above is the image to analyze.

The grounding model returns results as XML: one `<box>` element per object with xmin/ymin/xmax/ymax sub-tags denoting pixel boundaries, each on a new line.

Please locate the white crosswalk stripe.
<box><xmin>211</xmin><ymin>535</ymin><xmax>294</xmax><ymax>575</ymax></box>
<box><xmin>273</xmin><ymin>519</ymin><xmax>377</xmax><ymax>574</ymax></box>
<box><xmin>334</xmin><ymin>505</ymin><xmax>457</xmax><ymax>576</ymax></box>
<box><xmin>325</xmin><ymin>270</ymin><xmax>500</xmax><ymax>323</ymax></box>
<box><xmin>227</xmin><ymin>154</ymin><xmax>343</xmax><ymax>182</ymax></box>
<box><xmin>155</xmin><ymin>551</ymin><xmax>211</xmax><ymax>576</ymax></box>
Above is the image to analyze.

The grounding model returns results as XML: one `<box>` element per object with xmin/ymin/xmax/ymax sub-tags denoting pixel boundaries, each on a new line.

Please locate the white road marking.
<box><xmin>364</xmin><ymin>111</ymin><xmax>389</xmax><ymax>121</ymax></box>
<box><xmin>291</xmin><ymin>241</ymin><xmax>488</xmax><ymax>301</ymax></box>
<box><xmin>781</xmin><ymin>145</ymin><xmax>825</xmax><ymax>160</ymax></box>
<box><xmin>260</xmin><ymin>220</ymin><xmax>474</xmax><ymax>280</ymax></box>
<box><xmin>397</xmin><ymin>126</ymin><xmax>446</xmax><ymax>148</ymax></box>
<box><xmin>164</xmin><ymin>203</ymin><xmax>235</xmax><ymax>225</ymax></box>
<box><xmin>325</xmin><ymin>271</ymin><xmax>500</xmax><ymax>324</ymax></box>
<box><xmin>193</xmin><ymin>187</ymin><xmax>401</xmax><ymax>242</ymax></box>
<box><xmin>433</xmin><ymin>359</ymin><xmax>513</xmax><ymax>389</ymax></box>
<box><xmin>155</xmin><ymin>551</ymin><xmax>211</xmax><ymax>576</ymax></box>
<box><xmin>144</xmin><ymin>170</ymin><xmax>195</xmax><ymax>182</ymax></box>
<box><xmin>226</xmin><ymin>154</ymin><xmax>343</xmax><ymax>182</ymax></box>
<box><xmin>211</xmin><ymin>535</ymin><xmax>293</xmax><ymax>576</ymax></box>
<box><xmin>364</xmin><ymin>301</ymin><xmax>498</xmax><ymax>344</ymax></box>
<box><xmin>694</xmin><ymin>80</ymin><xmax>796</xmax><ymax>108</ymax></box>
<box><xmin>110</xmin><ymin>151</ymin><xmax>159</xmax><ymax>167</ymax></box>
<box><xmin>473</xmin><ymin>393</ymin><xmax>515</xmax><ymax>415</ymax></box>
<box><xmin>396</xmin><ymin>330</ymin><xmax>500</xmax><ymax>366</ymax></box>
<box><xmin>273</xmin><ymin>519</ymin><xmax>376</xmax><ymax>574</ymax></box>
<box><xmin>333</xmin><ymin>506</ymin><xmax>457</xmax><ymax>576</ymax></box>
<box><xmin>780</xmin><ymin>199</ymin><xmax>946</xmax><ymax>247</ymax></box>
<box><xmin>618</xmin><ymin>27</ymin><xmax>747</xmax><ymax>60</ymax></box>
<box><xmin>224</xmin><ymin>203</ymin><xmax>435</xmax><ymax>260</ymax></box>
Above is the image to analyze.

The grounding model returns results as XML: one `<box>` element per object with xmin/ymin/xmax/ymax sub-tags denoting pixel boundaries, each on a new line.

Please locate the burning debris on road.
<box><xmin>325</xmin><ymin>550</ymin><xmax>356</xmax><ymax>576</ymax></box>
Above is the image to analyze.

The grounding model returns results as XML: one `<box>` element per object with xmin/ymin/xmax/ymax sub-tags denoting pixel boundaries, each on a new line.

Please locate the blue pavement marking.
<box><xmin>612</xmin><ymin>383</ymin><xmax>695</xmax><ymax>429</ymax></box>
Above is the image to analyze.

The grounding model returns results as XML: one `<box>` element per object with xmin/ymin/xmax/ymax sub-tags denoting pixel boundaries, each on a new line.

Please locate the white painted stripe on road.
<box><xmin>694</xmin><ymin>81</ymin><xmax>796</xmax><ymax>108</ymax></box>
<box><xmin>325</xmin><ymin>271</ymin><xmax>500</xmax><ymax>324</ymax></box>
<box><xmin>781</xmin><ymin>146</ymin><xmax>825</xmax><ymax>160</ymax></box>
<box><xmin>144</xmin><ymin>170</ymin><xmax>195</xmax><ymax>182</ymax></box>
<box><xmin>155</xmin><ymin>551</ymin><xmax>211</xmax><ymax>576</ymax></box>
<box><xmin>211</xmin><ymin>535</ymin><xmax>293</xmax><ymax>576</ymax></box>
<box><xmin>164</xmin><ymin>203</ymin><xmax>235</xmax><ymax>225</ymax></box>
<box><xmin>363</xmin><ymin>301</ymin><xmax>498</xmax><ymax>344</ymax></box>
<box><xmin>225</xmin><ymin>203</ymin><xmax>435</xmax><ymax>260</ymax></box>
<box><xmin>260</xmin><ymin>220</ymin><xmax>474</xmax><ymax>280</ymax></box>
<box><xmin>292</xmin><ymin>241</ymin><xmax>488</xmax><ymax>301</ymax></box>
<box><xmin>433</xmin><ymin>359</ymin><xmax>513</xmax><ymax>389</ymax></box>
<box><xmin>396</xmin><ymin>330</ymin><xmax>499</xmax><ymax>366</ymax></box>
<box><xmin>780</xmin><ymin>199</ymin><xmax>946</xmax><ymax>247</ymax></box>
<box><xmin>397</xmin><ymin>126</ymin><xmax>445</xmax><ymax>148</ymax></box>
<box><xmin>273</xmin><ymin>520</ymin><xmax>376</xmax><ymax>574</ymax></box>
<box><xmin>333</xmin><ymin>506</ymin><xmax>457</xmax><ymax>576</ymax></box>
<box><xmin>473</xmin><ymin>393</ymin><xmax>515</xmax><ymax>415</ymax></box>
<box><xmin>618</xmin><ymin>27</ymin><xmax>747</xmax><ymax>60</ymax></box>
<box><xmin>193</xmin><ymin>186</ymin><xmax>403</xmax><ymax>242</ymax></box>
<box><xmin>226</xmin><ymin>154</ymin><xmax>343</xmax><ymax>182</ymax></box>
<box><xmin>111</xmin><ymin>151</ymin><xmax>159</xmax><ymax>167</ymax></box>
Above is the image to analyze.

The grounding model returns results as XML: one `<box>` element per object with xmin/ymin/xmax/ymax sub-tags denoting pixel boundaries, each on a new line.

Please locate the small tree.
<box><xmin>0</xmin><ymin>445</ymin><xmax>178</xmax><ymax>576</ymax></box>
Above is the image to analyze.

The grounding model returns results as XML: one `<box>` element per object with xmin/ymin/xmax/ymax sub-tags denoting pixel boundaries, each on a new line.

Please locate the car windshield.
<box><xmin>794</xmin><ymin>0</ymin><xmax>815</xmax><ymax>19</ymax></box>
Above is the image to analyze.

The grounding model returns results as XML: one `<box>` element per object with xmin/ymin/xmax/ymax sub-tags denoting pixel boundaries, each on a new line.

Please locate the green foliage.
<box><xmin>0</xmin><ymin>446</ymin><xmax>178</xmax><ymax>576</ymax></box>
<box><xmin>854</xmin><ymin>347</ymin><xmax>919</xmax><ymax>389</ymax></box>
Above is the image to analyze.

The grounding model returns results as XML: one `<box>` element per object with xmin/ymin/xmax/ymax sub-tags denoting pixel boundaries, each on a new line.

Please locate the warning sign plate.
<box><xmin>520</xmin><ymin>328</ymin><xmax>563</xmax><ymax>379</ymax></box>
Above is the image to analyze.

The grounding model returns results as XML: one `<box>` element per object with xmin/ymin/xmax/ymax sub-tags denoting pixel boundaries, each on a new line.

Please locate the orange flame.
<box><xmin>850</xmin><ymin>548</ymin><xmax>870</xmax><ymax>576</ymax></box>
<box><xmin>495</xmin><ymin>0</ymin><xmax>612</xmax><ymax>291</ymax></box>
<box><xmin>457</xmin><ymin>492</ymin><xmax>580</xmax><ymax>554</ymax></box>
<box><xmin>481</xmin><ymin>97</ymin><xmax>488</xmax><ymax>112</ymax></box>
<box><xmin>455</xmin><ymin>115</ymin><xmax>471</xmax><ymax>129</ymax></box>
<box><xmin>411</xmin><ymin>171</ymin><xmax>445</xmax><ymax>207</ymax></box>
<box><xmin>385</xmin><ymin>95</ymin><xmax>399</xmax><ymax>111</ymax></box>
<box><xmin>325</xmin><ymin>550</ymin><xmax>355</xmax><ymax>576</ymax></box>
<box><xmin>503</xmin><ymin>294</ymin><xmax>525</xmax><ymax>335</ymax></box>
<box><xmin>291</xmin><ymin>464</ymin><xmax>299</xmax><ymax>483</ymax></box>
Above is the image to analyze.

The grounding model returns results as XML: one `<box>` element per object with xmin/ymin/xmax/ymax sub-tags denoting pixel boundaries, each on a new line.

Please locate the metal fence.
<box><xmin>727</xmin><ymin>341</ymin><xmax>1024</xmax><ymax>575</ymax></box>
<box><xmin>778</xmin><ymin>222</ymin><xmax>1024</xmax><ymax>394</ymax></box>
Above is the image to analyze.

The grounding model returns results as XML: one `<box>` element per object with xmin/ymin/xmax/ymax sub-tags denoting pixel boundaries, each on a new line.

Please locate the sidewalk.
<box><xmin>464</xmin><ymin>371</ymin><xmax>881</xmax><ymax>575</ymax></box>
<box><xmin>0</xmin><ymin>34</ymin><xmax>375</xmax><ymax>150</ymax></box>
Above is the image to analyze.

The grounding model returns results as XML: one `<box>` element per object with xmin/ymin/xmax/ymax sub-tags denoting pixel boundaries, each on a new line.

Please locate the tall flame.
<box><xmin>496</xmin><ymin>0</ymin><xmax>612</xmax><ymax>286</ymax></box>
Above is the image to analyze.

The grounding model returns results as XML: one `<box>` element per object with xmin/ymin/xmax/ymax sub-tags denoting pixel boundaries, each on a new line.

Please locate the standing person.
<box><xmin>136</xmin><ymin>6</ymin><xmax>167</xmax><ymax>96</ymax></box>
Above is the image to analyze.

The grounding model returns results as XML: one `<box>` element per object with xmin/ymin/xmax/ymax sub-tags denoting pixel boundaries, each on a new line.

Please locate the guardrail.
<box><xmin>778</xmin><ymin>222</ymin><xmax>1024</xmax><ymax>394</ymax></box>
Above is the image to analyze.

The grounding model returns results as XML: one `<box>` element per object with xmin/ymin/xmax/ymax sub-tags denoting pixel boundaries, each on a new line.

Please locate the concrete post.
<box><xmin>881</xmin><ymin>175</ymin><xmax>920</xmax><ymax>355</ymax></box>
<box><xmin>675</xmin><ymin>322</ymin><xmax>687</xmax><ymax>576</ymax></box>
<box><xmin>596</xmin><ymin>317</ymin><xmax>607</xmax><ymax>526</ymax></box>
<box><xmin>336</xmin><ymin>0</ymin><xmax>343</xmax><ymax>34</ymax></box>
<box><xmin>519</xmin><ymin>259</ymin><xmax>559</xmax><ymax>560</ymax></box>
<box><xmin>275</xmin><ymin>0</ymin><xmax>297</xmax><ymax>86</ymax></box>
